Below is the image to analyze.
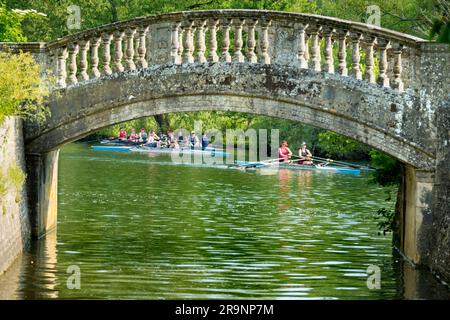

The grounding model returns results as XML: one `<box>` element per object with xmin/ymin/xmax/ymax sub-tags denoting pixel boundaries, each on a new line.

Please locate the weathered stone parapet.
<box><xmin>25</xmin><ymin>150</ymin><xmax>59</xmax><ymax>239</ymax></box>
<box><xmin>0</xmin><ymin>9</ymin><xmax>427</xmax><ymax>92</ymax></box>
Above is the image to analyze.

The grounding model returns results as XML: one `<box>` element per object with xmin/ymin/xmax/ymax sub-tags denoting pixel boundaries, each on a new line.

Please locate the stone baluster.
<box><xmin>208</xmin><ymin>19</ymin><xmax>219</xmax><ymax>63</ymax></box>
<box><xmin>258</xmin><ymin>19</ymin><xmax>271</xmax><ymax>64</ymax></box>
<box><xmin>134</xmin><ymin>36</ymin><xmax>140</xmax><ymax>64</ymax></box>
<box><xmin>171</xmin><ymin>22</ymin><xmax>182</xmax><ymax>64</ymax></box>
<box><xmin>364</xmin><ymin>35</ymin><xmax>376</xmax><ymax>83</ymax></box>
<box><xmin>57</xmin><ymin>47</ymin><xmax>68</xmax><ymax>88</ymax></box>
<box><xmin>221</xmin><ymin>19</ymin><xmax>232</xmax><ymax>62</ymax></box>
<box><xmin>67</xmin><ymin>43</ymin><xmax>79</xmax><ymax>85</ymax></box>
<box><xmin>113</xmin><ymin>30</ymin><xmax>125</xmax><ymax>73</ymax></box>
<box><xmin>178</xmin><ymin>28</ymin><xmax>184</xmax><ymax>61</ymax></box>
<box><xmin>196</xmin><ymin>20</ymin><xmax>207</xmax><ymax>63</ymax></box>
<box><xmin>101</xmin><ymin>32</ymin><xmax>113</xmax><ymax>76</ymax></box>
<box><xmin>233</xmin><ymin>18</ymin><xmax>245</xmax><ymax>63</ymax></box>
<box><xmin>309</xmin><ymin>26</ymin><xmax>322</xmax><ymax>72</ymax></box>
<box><xmin>337</xmin><ymin>30</ymin><xmax>348</xmax><ymax>76</ymax></box>
<box><xmin>137</xmin><ymin>26</ymin><xmax>149</xmax><ymax>68</ymax></box>
<box><xmin>323</xmin><ymin>27</ymin><xmax>335</xmax><ymax>73</ymax></box>
<box><xmin>78</xmin><ymin>40</ymin><xmax>90</xmax><ymax>81</ymax></box>
<box><xmin>304</xmin><ymin>33</ymin><xmax>310</xmax><ymax>63</ymax></box>
<box><xmin>246</xmin><ymin>19</ymin><xmax>258</xmax><ymax>63</ymax></box>
<box><xmin>297</xmin><ymin>23</ymin><xmax>309</xmax><ymax>69</ymax></box>
<box><xmin>183</xmin><ymin>20</ymin><xmax>195</xmax><ymax>63</ymax></box>
<box><xmin>377</xmin><ymin>38</ymin><xmax>390</xmax><ymax>87</ymax></box>
<box><xmin>350</xmin><ymin>32</ymin><xmax>362</xmax><ymax>80</ymax></box>
<box><xmin>90</xmin><ymin>36</ymin><xmax>101</xmax><ymax>78</ymax></box>
<box><xmin>125</xmin><ymin>28</ymin><xmax>136</xmax><ymax>70</ymax></box>
<box><xmin>392</xmin><ymin>43</ymin><xmax>404</xmax><ymax>91</ymax></box>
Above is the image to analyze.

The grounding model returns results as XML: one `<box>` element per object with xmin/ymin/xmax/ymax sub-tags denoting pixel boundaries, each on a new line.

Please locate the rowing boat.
<box><xmin>100</xmin><ymin>139</ymin><xmax>142</xmax><ymax>146</ymax></box>
<box><xmin>92</xmin><ymin>144</ymin><xmax>229</xmax><ymax>156</ymax></box>
<box><xmin>235</xmin><ymin>161</ymin><xmax>361</xmax><ymax>174</ymax></box>
<box><xmin>130</xmin><ymin>146</ymin><xmax>229</xmax><ymax>156</ymax></box>
<box><xmin>92</xmin><ymin>145</ymin><xmax>133</xmax><ymax>152</ymax></box>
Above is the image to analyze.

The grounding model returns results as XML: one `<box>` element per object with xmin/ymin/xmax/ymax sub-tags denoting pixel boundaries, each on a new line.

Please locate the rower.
<box><xmin>201</xmin><ymin>132</ymin><xmax>209</xmax><ymax>150</ymax></box>
<box><xmin>129</xmin><ymin>128</ymin><xmax>138</xmax><ymax>142</ymax></box>
<box><xmin>167</xmin><ymin>130</ymin><xmax>175</xmax><ymax>143</ymax></box>
<box><xmin>189</xmin><ymin>131</ymin><xmax>200</xmax><ymax>149</ymax></box>
<box><xmin>118</xmin><ymin>127</ymin><xmax>127</xmax><ymax>140</ymax></box>
<box><xmin>278</xmin><ymin>140</ymin><xmax>293</xmax><ymax>162</ymax></box>
<box><xmin>139</xmin><ymin>128</ymin><xmax>147</xmax><ymax>143</ymax></box>
<box><xmin>298</xmin><ymin>142</ymin><xmax>313</xmax><ymax>165</ymax></box>
<box><xmin>146</xmin><ymin>129</ymin><xmax>158</xmax><ymax>148</ymax></box>
<box><xmin>169</xmin><ymin>139</ymin><xmax>180</xmax><ymax>149</ymax></box>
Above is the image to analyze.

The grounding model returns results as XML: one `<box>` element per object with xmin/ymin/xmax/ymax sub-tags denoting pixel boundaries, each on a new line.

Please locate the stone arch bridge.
<box><xmin>2</xmin><ymin>10</ymin><xmax>449</xmax><ymax>281</ymax></box>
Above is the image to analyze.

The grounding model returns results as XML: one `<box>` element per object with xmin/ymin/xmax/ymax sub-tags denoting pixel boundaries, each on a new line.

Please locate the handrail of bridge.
<box><xmin>1</xmin><ymin>9</ymin><xmax>429</xmax><ymax>92</ymax></box>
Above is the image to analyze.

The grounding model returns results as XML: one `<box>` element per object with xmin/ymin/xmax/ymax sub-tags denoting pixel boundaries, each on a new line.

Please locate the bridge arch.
<box><xmin>25</xmin><ymin>63</ymin><xmax>433</xmax><ymax>168</ymax></box>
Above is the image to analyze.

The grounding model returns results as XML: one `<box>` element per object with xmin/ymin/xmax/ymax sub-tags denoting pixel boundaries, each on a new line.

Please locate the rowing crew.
<box><xmin>278</xmin><ymin>141</ymin><xmax>314</xmax><ymax>165</ymax></box>
<box><xmin>117</xmin><ymin>128</ymin><xmax>209</xmax><ymax>149</ymax></box>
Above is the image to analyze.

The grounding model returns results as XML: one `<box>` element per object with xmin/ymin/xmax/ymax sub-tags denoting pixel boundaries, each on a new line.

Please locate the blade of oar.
<box><xmin>311</xmin><ymin>156</ymin><xmax>363</xmax><ymax>169</ymax></box>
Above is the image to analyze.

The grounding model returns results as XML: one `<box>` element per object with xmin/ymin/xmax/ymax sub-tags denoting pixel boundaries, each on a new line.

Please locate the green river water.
<box><xmin>0</xmin><ymin>143</ymin><xmax>449</xmax><ymax>299</ymax></box>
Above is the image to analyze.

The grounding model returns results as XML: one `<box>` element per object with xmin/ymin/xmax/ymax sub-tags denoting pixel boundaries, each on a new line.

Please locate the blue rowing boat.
<box><xmin>91</xmin><ymin>145</ymin><xmax>229</xmax><ymax>156</ymax></box>
<box><xmin>130</xmin><ymin>146</ymin><xmax>229</xmax><ymax>156</ymax></box>
<box><xmin>92</xmin><ymin>145</ymin><xmax>133</xmax><ymax>152</ymax></box>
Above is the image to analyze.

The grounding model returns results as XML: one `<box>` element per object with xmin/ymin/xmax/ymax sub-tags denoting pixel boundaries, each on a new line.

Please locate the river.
<box><xmin>0</xmin><ymin>143</ymin><xmax>449</xmax><ymax>299</ymax></box>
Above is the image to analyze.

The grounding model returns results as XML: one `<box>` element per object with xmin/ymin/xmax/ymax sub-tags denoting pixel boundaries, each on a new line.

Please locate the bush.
<box><xmin>0</xmin><ymin>51</ymin><xmax>50</xmax><ymax>124</ymax></box>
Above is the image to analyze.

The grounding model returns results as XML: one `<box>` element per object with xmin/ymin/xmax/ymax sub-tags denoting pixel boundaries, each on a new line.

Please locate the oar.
<box><xmin>233</xmin><ymin>158</ymin><xmax>283</xmax><ymax>168</ymax></box>
<box><xmin>290</xmin><ymin>155</ymin><xmax>329</xmax><ymax>165</ymax></box>
<box><xmin>310</xmin><ymin>156</ymin><xmax>367</xmax><ymax>169</ymax></box>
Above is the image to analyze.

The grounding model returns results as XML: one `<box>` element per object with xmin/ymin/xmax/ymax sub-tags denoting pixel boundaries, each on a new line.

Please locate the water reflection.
<box><xmin>0</xmin><ymin>143</ymin><xmax>449</xmax><ymax>299</ymax></box>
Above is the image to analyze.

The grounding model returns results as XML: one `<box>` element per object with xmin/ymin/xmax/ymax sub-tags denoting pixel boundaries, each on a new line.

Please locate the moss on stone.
<box><xmin>7</xmin><ymin>164</ymin><xmax>26</xmax><ymax>192</ymax></box>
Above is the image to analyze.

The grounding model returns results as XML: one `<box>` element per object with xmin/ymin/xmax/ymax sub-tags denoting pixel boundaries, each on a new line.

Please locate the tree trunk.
<box><xmin>154</xmin><ymin>115</ymin><xmax>170</xmax><ymax>132</ymax></box>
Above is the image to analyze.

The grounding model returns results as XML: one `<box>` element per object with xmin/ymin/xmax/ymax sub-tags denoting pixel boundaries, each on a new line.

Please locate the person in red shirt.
<box><xmin>278</xmin><ymin>140</ymin><xmax>293</xmax><ymax>162</ymax></box>
<box><xmin>118</xmin><ymin>128</ymin><xmax>127</xmax><ymax>140</ymax></box>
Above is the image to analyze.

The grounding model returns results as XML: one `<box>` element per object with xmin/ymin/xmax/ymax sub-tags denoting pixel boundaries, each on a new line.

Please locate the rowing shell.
<box><xmin>235</xmin><ymin>161</ymin><xmax>360</xmax><ymax>175</ymax></box>
<box><xmin>131</xmin><ymin>146</ymin><xmax>229</xmax><ymax>156</ymax></box>
<box><xmin>92</xmin><ymin>145</ymin><xmax>229</xmax><ymax>156</ymax></box>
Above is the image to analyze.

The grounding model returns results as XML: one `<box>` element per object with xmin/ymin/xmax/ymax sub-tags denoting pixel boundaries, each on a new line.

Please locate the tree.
<box><xmin>428</xmin><ymin>0</ymin><xmax>450</xmax><ymax>43</ymax></box>
<box><xmin>0</xmin><ymin>51</ymin><xmax>50</xmax><ymax>124</ymax></box>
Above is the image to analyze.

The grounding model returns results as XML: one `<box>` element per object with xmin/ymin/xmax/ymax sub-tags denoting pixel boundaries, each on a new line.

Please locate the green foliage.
<box><xmin>8</xmin><ymin>0</ymin><xmax>440</xmax><ymax>41</ymax></box>
<box><xmin>428</xmin><ymin>0</ymin><xmax>450</xmax><ymax>43</ymax></box>
<box><xmin>317</xmin><ymin>131</ymin><xmax>371</xmax><ymax>159</ymax></box>
<box><xmin>0</xmin><ymin>1</ymin><xmax>26</xmax><ymax>42</ymax></box>
<box><xmin>0</xmin><ymin>1</ymin><xmax>47</xmax><ymax>42</ymax></box>
<box><xmin>374</xmin><ymin>207</ymin><xmax>396</xmax><ymax>235</ymax></box>
<box><xmin>0</xmin><ymin>51</ymin><xmax>50</xmax><ymax>124</ymax></box>
<box><xmin>369</xmin><ymin>149</ymin><xmax>402</xmax><ymax>187</ymax></box>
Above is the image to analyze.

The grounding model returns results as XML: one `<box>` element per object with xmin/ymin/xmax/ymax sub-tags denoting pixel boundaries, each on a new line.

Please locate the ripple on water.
<box><xmin>1</xmin><ymin>144</ymin><xmax>448</xmax><ymax>299</ymax></box>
